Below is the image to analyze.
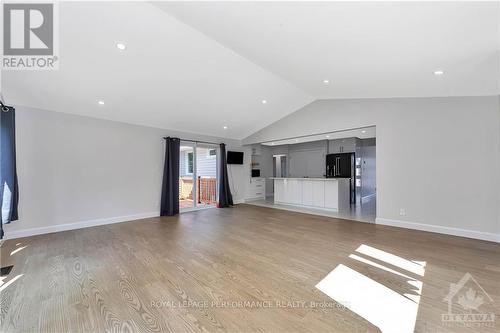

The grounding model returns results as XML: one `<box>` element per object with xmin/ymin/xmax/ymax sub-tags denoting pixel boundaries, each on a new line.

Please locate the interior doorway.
<box><xmin>354</xmin><ymin>137</ymin><xmax>376</xmax><ymax>221</ymax></box>
<box><xmin>355</xmin><ymin>139</ymin><xmax>376</xmax><ymax>205</ymax></box>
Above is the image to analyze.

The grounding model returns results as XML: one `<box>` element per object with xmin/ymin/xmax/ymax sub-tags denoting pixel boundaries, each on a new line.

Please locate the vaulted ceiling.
<box><xmin>158</xmin><ymin>1</ymin><xmax>499</xmax><ymax>99</ymax></box>
<box><xmin>2</xmin><ymin>1</ymin><xmax>499</xmax><ymax>139</ymax></box>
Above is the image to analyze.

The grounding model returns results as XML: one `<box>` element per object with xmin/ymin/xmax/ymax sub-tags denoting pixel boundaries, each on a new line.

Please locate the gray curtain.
<box><xmin>0</xmin><ymin>103</ymin><xmax>19</xmax><ymax>239</ymax></box>
<box><xmin>218</xmin><ymin>143</ymin><xmax>233</xmax><ymax>207</ymax></box>
<box><xmin>160</xmin><ymin>137</ymin><xmax>180</xmax><ymax>216</ymax></box>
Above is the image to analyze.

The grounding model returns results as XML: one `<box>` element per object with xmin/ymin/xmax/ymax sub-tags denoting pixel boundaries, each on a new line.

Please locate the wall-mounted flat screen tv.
<box><xmin>227</xmin><ymin>151</ymin><xmax>244</xmax><ymax>164</ymax></box>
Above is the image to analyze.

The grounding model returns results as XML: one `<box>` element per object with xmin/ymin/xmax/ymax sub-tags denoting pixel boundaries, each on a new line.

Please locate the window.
<box><xmin>187</xmin><ymin>152</ymin><xmax>194</xmax><ymax>174</ymax></box>
<box><xmin>207</xmin><ymin>149</ymin><xmax>216</xmax><ymax>158</ymax></box>
<box><xmin>0</xmin><ymin>104</ymin><xmax>19</xmax><ymax>229</ymax></box>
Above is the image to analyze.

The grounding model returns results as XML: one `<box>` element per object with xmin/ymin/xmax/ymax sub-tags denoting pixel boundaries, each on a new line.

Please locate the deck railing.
<box><xmin>197</xmin><ymin>177</ymin><xmax>217</xmax><ymax>204</ymax></box>
<box><xmin>179</xmin><ymin>176</ymin><xmax>217</xmax><ymax>205</ymax></box>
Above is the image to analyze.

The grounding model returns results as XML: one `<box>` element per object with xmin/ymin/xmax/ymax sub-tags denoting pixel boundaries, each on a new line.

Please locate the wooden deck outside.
<box><xmin>179</xmin><ymin>176</ymin><xmax>217</xmax><ymax>209</ymax></box>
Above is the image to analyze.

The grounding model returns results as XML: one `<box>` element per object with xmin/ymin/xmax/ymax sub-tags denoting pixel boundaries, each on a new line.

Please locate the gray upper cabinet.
<box><xmin>251</xmin><ymin>144</ymin><xmax>262</xmax><ymax>156</ymax></box>
<box><xmin>329</xmin><ymin>140</ymin><xmax>342</xmax><ymax>154</ymax></box>
<box><xmin>329</xmin><ymin>138</ymin><xmax>357</xmax><ymax>153</ymax></box>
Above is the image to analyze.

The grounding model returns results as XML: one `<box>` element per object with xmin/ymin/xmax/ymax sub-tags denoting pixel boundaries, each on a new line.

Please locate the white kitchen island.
<box><xmin>271</xmin><ymin>178</ymin><xmax>350</xmax><ymax>212</ymax></box>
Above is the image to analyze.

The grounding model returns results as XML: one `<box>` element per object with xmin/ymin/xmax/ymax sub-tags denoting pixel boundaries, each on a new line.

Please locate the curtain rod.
<box><xmin>163</xmin><ymin>137</ymin><xmax>221</xmax><ymax>146</ymax></box>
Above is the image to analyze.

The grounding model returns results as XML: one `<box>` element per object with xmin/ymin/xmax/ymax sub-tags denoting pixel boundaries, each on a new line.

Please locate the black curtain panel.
<box><xmin>160</xmin><ymin>137</ymin><xmax>180</xmax><ymax>216</ymax></box>
<box><xmin>0</xmin><ymin>104</ymin><xmax>19</xmax><ymax>239</ymax></box>
<box><xmin>218</xmin><ymin>143</ymin><xmax>233</xmax><ymax>208</ymax></box>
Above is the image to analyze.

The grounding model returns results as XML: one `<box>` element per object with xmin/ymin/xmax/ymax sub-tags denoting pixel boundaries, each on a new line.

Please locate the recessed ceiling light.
<box><xmin>116</xmin><ymin>42</ymin><xmax>126</xmax><ymax>50</ymax></box>
<box><xmin>98</xmin><ymin>100</ymin><xmax>104</xmax><ymax>105</ymax></box>
<box><xmin>326</xmin><ymin>135</ymin><xmax>330</xmax><ymax>138</ymax></box>
<box><xmin>262</xmin><ymin>100</ymin><xmax>267</xmax><ymax>104</ymax></box>
<box><xmin>323</xmin><ymin>79</ymin><xmax>330</xmax><ymax>84</ymax></box>
<box><xmin>295</xmin><ymin>139</ymin><xmax>299</xmax><ymax>142</ymax></box>
<box><xmin>433</xmin><ymin>70</ymin><xmax>444</xmax><ymax>76</ymax></box>
<box><xmin>223</xmin><ymin>126</ymin><xmax>228</xmax><ymax>129</ymax></box>
<box><xmin>271</xmin><ymin>142</ymin><xmax>275</xmax><ymax>145</ymax></box>
<box><xmin>361</xmin><ymin>130</ymin><xmax>366</xmax><ymax>133</ymax></box>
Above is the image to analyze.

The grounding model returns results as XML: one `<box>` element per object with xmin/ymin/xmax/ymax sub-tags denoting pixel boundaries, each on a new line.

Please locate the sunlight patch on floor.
<box><xmin>355</xmin><ymin>244</ymin><xmax>425</xmax><ymax>276</ymax></box>
<box><xmin>348</xmin><ymin>254</ymin><xmax>412</xmax><ymax>280</ymax></box>
<box><xmin>316</xmin><ymin>245</ymin><xmax>426</xmax><ymax>333</ymax></box>
<box><xmin>10</xmin><ymin>245</ymin><xmax>27</xmax><ymax>256</ymax></box>
<box><xmin>0</xmin><ymin>274</ymin><xmax>23</xmax><ymax>292</ymax></box>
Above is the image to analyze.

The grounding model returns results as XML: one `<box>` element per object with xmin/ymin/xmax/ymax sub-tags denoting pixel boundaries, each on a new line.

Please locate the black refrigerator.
<box><xmin>326</xmin><ymin>153</ymin><xmax>356</xmax><ymax>204</ymax></box>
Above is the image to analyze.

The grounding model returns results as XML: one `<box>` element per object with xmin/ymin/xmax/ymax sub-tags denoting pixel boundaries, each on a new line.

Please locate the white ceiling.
<box><xmin>1</xmin><ymin>2</ymin><xmax>313</xmax><ymax>139</ymax></box>
<box><xmin>160</xmin><ymin>1</ymin><xmax>500</xmax><ymax>98</ymax></box>
<box><xmin>2</xmin><ymin>2</ymin><xmax>499</xmax><ymax>140</ymax></box>
<box><xmin>261</xmin><ymin>126</ymin><xmax>376</xmax><ymax>146</ymax></box>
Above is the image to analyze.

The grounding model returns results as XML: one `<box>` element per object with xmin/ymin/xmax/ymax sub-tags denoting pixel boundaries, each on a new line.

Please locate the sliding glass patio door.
<box><xmin>179</xmin><ymin>141</ymin><xmax>218</xmax><ymax>212</ymax></box>
<box><xmin>179</xmin><ymin>142</ymin><xmax>195</xmax><ymax>210</ymax></box>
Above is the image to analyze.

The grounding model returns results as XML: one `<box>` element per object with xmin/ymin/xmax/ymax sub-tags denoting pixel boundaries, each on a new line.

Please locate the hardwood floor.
<box><xmin>1</xmin><ymin>204</ymin><xmax>499</xmax><ymax>332</ymax></box>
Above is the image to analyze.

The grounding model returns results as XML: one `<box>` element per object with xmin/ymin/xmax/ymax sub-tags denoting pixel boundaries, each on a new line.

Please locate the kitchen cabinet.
<box><xmin>284</xmin><ymin>179</ymin><xmax>301</xmax><ymax>205</ymax></box>
<box><xmin>324</xmin><ymin>179</ymin><xmax>350</xmax><ymax>210</ymax></box>
<box><xmin>329</xmin><ymin>138</ymin><xmax>357</xmax><ymax>153</ymax></box>
<box><xmin>272</xmin><ymin>178</ymin><xmax>349</xmax><ymax>211</ymax></box>
<box><xmin>246</xmin><ymin>178</ymin><xmax>265</xmax><ymax>200</ymax></box>
<box><xmin>251</xmin><ymin>144</ymin><xmax>262</xmax><ymax>156</ymax></box>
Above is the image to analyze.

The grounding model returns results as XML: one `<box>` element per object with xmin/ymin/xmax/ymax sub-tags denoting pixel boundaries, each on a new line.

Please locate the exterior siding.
<box><xmin>180</xmin><ymin>147</ymin><xmax>217</xmax><ymax>177</ymax></box>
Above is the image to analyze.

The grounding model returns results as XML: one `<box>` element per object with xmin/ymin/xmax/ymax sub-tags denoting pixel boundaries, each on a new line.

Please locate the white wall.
<box><xmin>227</xmin><ymin>146</ymin><xmax>251</xmax><ymax>203</ymax></box>
<box><xmin>244</xmin><ymin>97</ymin><xmax>500</xmax><ymax>240</ymax></box>
<box><xmin>4</xmin><ymin>106</ymin><xmax>249</xmax><ymax>238</ymax></box>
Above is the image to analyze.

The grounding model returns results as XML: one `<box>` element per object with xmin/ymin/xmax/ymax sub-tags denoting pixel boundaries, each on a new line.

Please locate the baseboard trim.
<box><xmin>375</xmin><ymin>217</ymin><xmax>500</xmax><ymax>243</ymax></box>
<box><xmin>4</xmin><ymin>211</ymin><xmax>159</xmax><ymax>240</ymax></box>
<box><xmin>7</xmin><ymin>211</ymin><xmax>498</xmax><ymax>243</ymax></box>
